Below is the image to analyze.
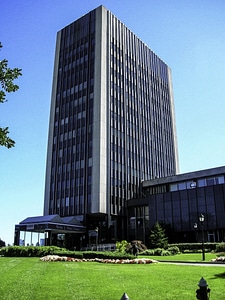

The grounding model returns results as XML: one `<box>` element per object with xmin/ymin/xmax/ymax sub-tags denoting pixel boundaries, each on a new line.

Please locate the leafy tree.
<box><xmin>126</xmin><ymin>240</ymin><xmax>147</xmax><ymax>254</ymax></box>
<box><xmin>116</xmin><ymin>240</ymin><xmax>129</xmax><ymax>253</ymax></box>
<box><xmin>149</xmin><ymin>222</ymin><xmax>168</xmax><ymax>249</ymax></box>
<box><xmin>0</xmin><ymin>43</ymin><xmax>22</xmax><ymax>148</ymax></box>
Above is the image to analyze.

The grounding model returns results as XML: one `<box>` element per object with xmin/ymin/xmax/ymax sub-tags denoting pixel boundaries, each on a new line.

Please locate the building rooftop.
<box><xmin>142</xmin><ymin>166</ymin><xmax>225</xmax><ymax>187</ymax></box>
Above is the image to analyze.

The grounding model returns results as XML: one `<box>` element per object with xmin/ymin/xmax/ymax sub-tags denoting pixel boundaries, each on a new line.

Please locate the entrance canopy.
<box><xmin>14</xmin><ymin>214</ymin><xmax>86</xmax><ymax>246</ymax></box>
<box><xmin>15</xmin><ymin>214</ymin><xmax>86</xmax><ymax>234</ymax></box>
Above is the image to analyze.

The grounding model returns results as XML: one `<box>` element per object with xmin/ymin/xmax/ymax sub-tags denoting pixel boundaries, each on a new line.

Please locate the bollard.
<box><xmin>196</xmin><ymin>277</ymin><xmax>210</xmax><ymax>300</ymax></box>
<box><xmin>120</xmin><ymin>292</ymin><xmax>130</xmax><ymax>300</ymax></box>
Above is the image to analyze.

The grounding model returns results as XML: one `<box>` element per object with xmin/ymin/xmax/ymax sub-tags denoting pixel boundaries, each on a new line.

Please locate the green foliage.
<box><xmin>0</xmin><ymin>43</ymin><xmax>22</xmax><ymax>148</ymax></box>
<box><xmin>215</xmin><ymin>242</ymin><xmax>225</xmax><ymax>253</ymax></box>
<box><xmin>160</xmin><ymin>249</ymin><xmax>171</xmax><ymax>256</ymax></box>
<box><xmin>116</xmin><ymin>240</ymin><xmax>129</xmax><ymax>253</ymax></box>
<box><xmin>140</xmin><ymin>248</ymin><xmax>173</xmax><ymax>256</ymax></box>
<box><xmin>0</xmin><ymin>246</ymin><xmax>134</xmax><ymax>260</ymax></box>
<box><xmin>149</xmin><ymin>222</ymin><xmax>168</xmax><ymax>249</ymax></box>
<box><xmin>0</xmin><ymin>127</ymin><xmax>15</xmax><ymax>148</ymax></box>
<box><xmin>169</xmin><ymin>242</ymin><xmax>218</xmax><ymax>252</ymax></box>
<box><xmin>0</xmin><ymin>246</ymin><xmax>67</xmax><ymax>257</ymax></box>
<box><xmin>153</xmin><ymin>248</ymin><xmax>164</xmax><ymax>256</ymax></box>
<box><xmin>139</xmin><ymin>249</ymin><xmax>155</xmax><ymax>256</ymax></box>
<box><xmin>82</xmin><ymin>251</ymin><xmax>134</xmax><ymax>260</ymax></box>
<box><xmin>140</xmin><ymin>246</ymin><xmax>179</xmax><ymax>256</ymax></box>
<box><xmin>167</xmin><ymin>246</ymin><xmax>180</xmax><ymax>255</ymax></box>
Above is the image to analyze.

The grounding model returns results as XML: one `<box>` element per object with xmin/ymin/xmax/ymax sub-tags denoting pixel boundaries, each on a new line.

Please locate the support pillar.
<box><xmin>14</xmin><ymin>226</ymin><xmax>20</xmax><ymax>246</ymax></box>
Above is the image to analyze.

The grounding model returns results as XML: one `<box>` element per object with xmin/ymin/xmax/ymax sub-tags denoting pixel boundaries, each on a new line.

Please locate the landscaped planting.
<box><xmin>211</xmin><ymin>256</ymin><xmax>225</xmax><ymax>263</ymax></box>
<box><xmin>40</xmin><ymin>254</ymin><xmax>157</xmax><ymax>264</ymax></box>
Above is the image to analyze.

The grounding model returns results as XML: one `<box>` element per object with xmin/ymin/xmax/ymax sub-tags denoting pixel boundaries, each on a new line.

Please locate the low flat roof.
<box><xmin>15</xmin><ymin>214</ymin><xmax>86</xmax><ymax>234</ymax></box>
<box><xmin>142</xmin><ymin>165</ymin><xmax>225</xmax><ymax>187</ymax></box>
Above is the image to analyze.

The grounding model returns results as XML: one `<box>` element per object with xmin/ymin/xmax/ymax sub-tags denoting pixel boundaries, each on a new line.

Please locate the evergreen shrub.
<box><xmin>215</xmin><ymin>243</ymin><xmax>225</xmax><ymax>253</ymax></box>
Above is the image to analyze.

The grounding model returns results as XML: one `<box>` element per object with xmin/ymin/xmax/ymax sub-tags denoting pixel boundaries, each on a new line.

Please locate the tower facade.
<box><xmin>44</xmin><ymin>5</ymin><xmax>179</xmax><ymax>242</ymax></box>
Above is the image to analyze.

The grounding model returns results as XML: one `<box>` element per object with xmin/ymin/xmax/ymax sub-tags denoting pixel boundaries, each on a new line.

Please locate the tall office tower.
<box><xmin>44</xmin><ymin>5</ymin><xmax>179</xmax><ymax>242</ymax></box>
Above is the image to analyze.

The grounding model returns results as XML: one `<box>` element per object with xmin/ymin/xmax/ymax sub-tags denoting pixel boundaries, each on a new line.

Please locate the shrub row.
<box><xmin>0</xmin><ymin>246</ymin><xmax>135</xmax><ymax>259</ymax></box>
<box><xmin>168</xmin><ymin>242</ymin><xmax>222</xmax><ymax>252</ymax></box>
<box><xmin>0</xmin><ymin>246</ymin><xmax>73</xmax><ymax>257</ymax></box>
<box><xmin>140</xmin><ymin>246</ymin><xmax>180</xmax><ymax>256</ymax></box>
<box><xmin>1</xmin><ymin>243</ymin><xmax>224</xmax><ymax>258</ymax></box>
<box><xmin>140</xmin><ymin>243</ymin><xmax>225</xmax><ymax>256</ymax></box>
<box><xmin>215</xmin><ymin>243</ymin><xmax>225</xmax><ymax>253</ymax></box>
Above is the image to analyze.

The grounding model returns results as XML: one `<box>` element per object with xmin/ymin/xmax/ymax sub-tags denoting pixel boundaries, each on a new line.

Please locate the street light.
<box><xmin>193</xmin><ymin>223</ymin><xmax>198</xmax><ymax>242</ymax></box>
<box><xmin>95</xmin><ymin>227</ymin><xmax>99</xmax><ymax>251</ymax></box>
<box><xmin>199</xmin><ymin>214</ymin><xmax>205</xmax><ymax>261</ymax></box>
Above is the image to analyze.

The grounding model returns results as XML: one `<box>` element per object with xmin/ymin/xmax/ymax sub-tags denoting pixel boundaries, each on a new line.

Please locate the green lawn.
<box><xmin>0</xmin><ymin>257</ymin><xmax>224</xmax><ymax>299</ymax></box>
<box><xmin>143</xmin><ymin>252</ymin><xmax>217</xmax><ymax>262</ymax></box>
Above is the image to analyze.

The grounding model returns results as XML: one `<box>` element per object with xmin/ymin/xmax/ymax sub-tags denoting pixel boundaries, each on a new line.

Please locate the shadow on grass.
<box><xmin>213</xmin><ymin>271</ymin><xmax>225</xmax><ymax>279</ymax></box>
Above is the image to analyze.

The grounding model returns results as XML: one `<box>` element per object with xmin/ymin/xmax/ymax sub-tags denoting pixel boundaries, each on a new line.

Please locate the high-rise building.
<box><xmin>44</xmin><ymin>5</ymin><xmax>179</xmax><ymax>243</ymax></box>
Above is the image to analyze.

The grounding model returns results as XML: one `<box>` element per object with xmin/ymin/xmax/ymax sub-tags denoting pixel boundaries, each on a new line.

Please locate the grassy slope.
<box><xmin>0</xmin><ymin>257</ymin><xmax>224</xmax><ymax>299</ymax></box>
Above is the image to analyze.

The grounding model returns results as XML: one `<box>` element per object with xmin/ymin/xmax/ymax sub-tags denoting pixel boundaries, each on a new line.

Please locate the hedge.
<box><xmin>1</xmin><ymin>243</ymin><xmax>224</xmax><ymax>258</ymax></box>
<box><xmin>0</xmin><ymin>246</ymin><xmax>81</xmax><ymax>258</ymax></box>
<box><xmin>0</xmin><ymin>246</ymin><xmax>135</xmax><ymax>259</ymax></box>
<box><xmin>168</xmin><ymin>242</ymin><xmax>219</xmax><ymax>252</ymax></box>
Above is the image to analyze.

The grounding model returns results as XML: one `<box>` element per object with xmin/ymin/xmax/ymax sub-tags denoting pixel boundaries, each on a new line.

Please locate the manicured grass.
<box><xmin>143</xmin><ymin>252</ymin><xmax>217</xmax><ymax>262</ymax></box>
<box><xmin>0</xmin><ymin>257</ymin><xmax>225</xmax><ymax>299</ymax></box>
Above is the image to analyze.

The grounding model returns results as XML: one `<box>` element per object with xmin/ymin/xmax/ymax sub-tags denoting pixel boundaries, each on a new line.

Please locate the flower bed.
<box><xmin>40</xmin><ymin>255</ymin><xmax>157</xmax><ymax>264</ymax></box>
<box><xmin>211</xmin><ymin>256</ymin><xmax>225</xmax><ymax>263</ymax></box>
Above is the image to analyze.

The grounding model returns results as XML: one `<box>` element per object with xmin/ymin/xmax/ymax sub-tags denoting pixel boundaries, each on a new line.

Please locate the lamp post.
<box><xmin>193</xmin><ymin>223</ymin><xmax>198</xmax><ymax>242</ymax></box>
<box><xmin>199</xmin><ymin>214</ymin><xmax>205</xmax><ymax>261</ymax></box>
<box><xmin>95</xmin><ymin>227</ymin><xmax>99</xmax><ymax>251</ymax></box>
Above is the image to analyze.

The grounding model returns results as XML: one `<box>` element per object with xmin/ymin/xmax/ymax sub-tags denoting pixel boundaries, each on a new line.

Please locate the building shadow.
<box><xmin>213</xmin><ymin>271</ymin><xmax>225</xmax><ymax>279</ymax></box>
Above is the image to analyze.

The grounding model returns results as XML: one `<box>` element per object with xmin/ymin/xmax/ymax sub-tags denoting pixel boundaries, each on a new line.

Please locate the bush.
<box><xmin>167</xmin><ymin>246</ymin><xmax>180</xmax><ymax>255</ymax></box>
<box><xmin>168</xmin><ymin>243</ymin><xmax>217</xmax><ymax>252</ymax></box>
<box><xmin>183</xmin><ymin>249</ymin><xmax>202</xmax><ymax>254</ymax></box>
<box><xmin>161</xmin><ymin>249</ymin><xmax>171</xmax><ymax>256</ymax></box>
<box><xmin>0</xmin><ymin>246</ymin><xmax>135</xmax><ymax>259</ymax></box>
<box><xmin>54</xmin><ymin>250</ymin><xmax>83</xmax><ymax>259</ymax></box>
<box><xmin>140</xmin><ymin>249</ymin><xmax>155</xmax><ymax>256</ymax></box>
<box><xmin>215</xmin><ymin>243</ymin><xmax>225</xmax><ymax>253</ymax></box>
<box><xmin>116</xmin><ymin>240</ymin><xmax>129</xmax><ymax>253</ymax></box>
<box><xmin>154</xmin><ymin>248</ymin><xmax>163</xmax><ymax>256</ymax></box>
<box><xmin>140</xmin><ymin>248</ymin><xmax>173</xmax><ymax>256</ymax></box>
<box><xmin>0</xmin><ymin>246</ymin><xmax>69</xmax><ymax>257</ymax></box>
<box><xmin>82</xmin><ymin>251</ymin><xmax>134</xmax><ymax>260</ymax></box>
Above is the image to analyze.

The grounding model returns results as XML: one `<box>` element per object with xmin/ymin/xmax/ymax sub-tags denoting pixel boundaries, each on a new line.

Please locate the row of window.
<box><xmin>48</xmin><ymin>10</ymin><xmax>95</xmax><ymax>216</ymax></box>
<box><xmin>170</xmin><ymin>176</ymin><xmax>225</xmax><ymax>192</ymax></box>
<box><xmin>108</xmin><ymin>32</ymin><xmax>176</xmax><ymax>208</ymax></box>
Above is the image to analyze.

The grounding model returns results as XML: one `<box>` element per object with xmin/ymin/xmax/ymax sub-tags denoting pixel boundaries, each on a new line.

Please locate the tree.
<box><xmin>149</xmin><ymin>222</ymin><xmax>168</xmax><ymax>249</ymax></box>
<box><xmin>126</xmin><ymin>240</ymin><xmax>147</xmax><ymax>255</ymax></box>
<box><xmin>0</xmin><ymin>43</ymin><xmax>22</xmax><ymax>148</ymax></box>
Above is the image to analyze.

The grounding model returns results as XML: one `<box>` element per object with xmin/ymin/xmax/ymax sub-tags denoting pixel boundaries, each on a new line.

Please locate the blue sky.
<box><xmin>1</xmin><ymin>0</ymin><xmax>225</xmax><ymax>245</ymax></box>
